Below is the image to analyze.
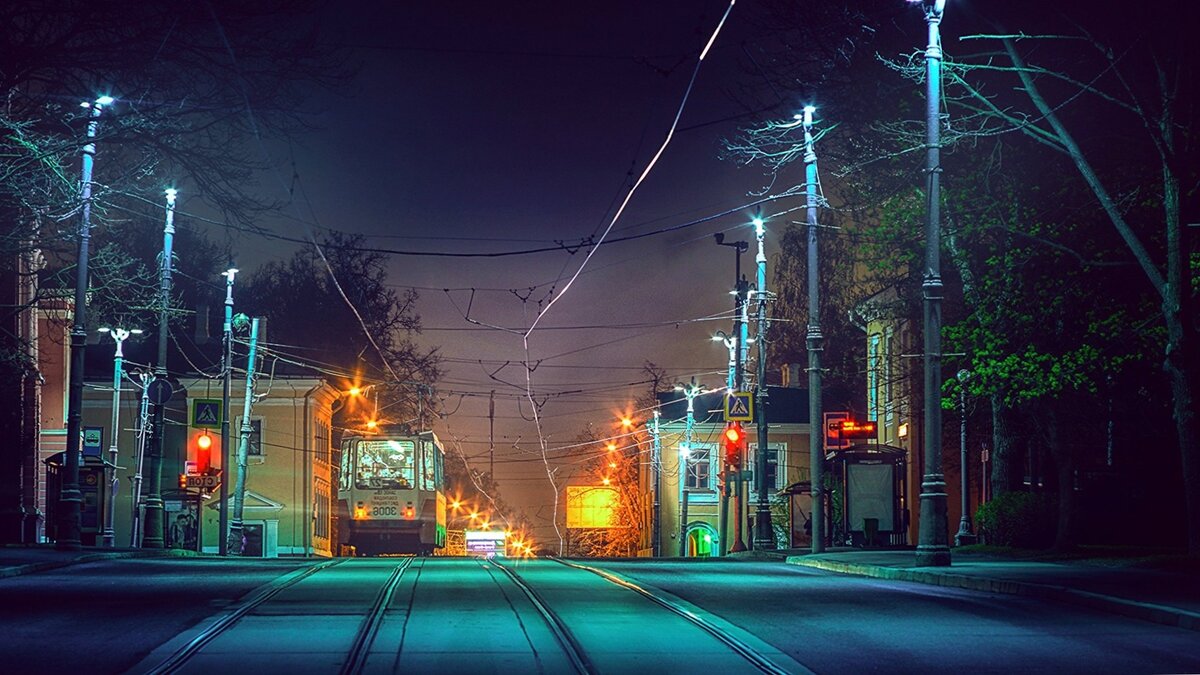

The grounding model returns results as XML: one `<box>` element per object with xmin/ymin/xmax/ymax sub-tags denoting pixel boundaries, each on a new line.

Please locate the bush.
<box><xmin>975</xmin><ymin>491</ymin><xmax>1056</xmax><ymax>548</ymax></box>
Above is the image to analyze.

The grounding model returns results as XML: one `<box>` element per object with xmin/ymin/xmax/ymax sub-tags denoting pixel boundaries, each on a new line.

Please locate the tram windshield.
<box><xmin>355</xmin><ymin>439</ymin><xmax>416</xmax><ymax>490</ymax></box>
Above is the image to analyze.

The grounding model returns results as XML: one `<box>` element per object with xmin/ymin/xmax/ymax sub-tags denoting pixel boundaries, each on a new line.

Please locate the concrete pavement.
<box><xmin>0</xmin><ymin>544</ymin><xmax>194</xmax><ymax>579</ymax></box>
<box><xmin>784</xmin><ymin>548</ymin><xmax>1200</xmax><ymax>633</ymax></box>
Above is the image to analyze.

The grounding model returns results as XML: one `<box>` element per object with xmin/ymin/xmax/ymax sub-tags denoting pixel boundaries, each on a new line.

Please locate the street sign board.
<box><xmin>465</xmin><ymin>530</ymin><xmax>506</xmax><ymax>557</ymax></box>
<box><xmin>824</xmin><ymin>411</ymin><xmax>850</xmax><ymax>450</ymax></box>
<box><xmin>82</xmin><ymin>426</ymin><xmax>103</xmax><ymax>457</ymax></box>
<box><xmin>191</xmin><ymin>399</ymin><xmax>223</xmax><ymax>429</ymax></box>
<box><xmin>147</xmin><ymin>378</ymin><xmax>173</xmax><ymax>405</ymax></box>
<box><xmin>724</xmin><ymin>392</ymin><xmax>753</xmax><ymax>422</ymax></box>
<box><xmin>185</xmin><ymin>475</ymin><xmax>220</xmax><ymax>489</ymax></box>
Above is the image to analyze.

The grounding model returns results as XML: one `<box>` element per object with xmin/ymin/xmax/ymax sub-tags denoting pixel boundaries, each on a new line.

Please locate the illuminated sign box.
<box><xmin>565</xmin><ymin>486</ymin><xmax>618</xmax><ymax>529</ymax></box>
<box><xmin>465</xmin><ymin>530</ymin><xmax>506</xmax><ymax>557</ymax></box>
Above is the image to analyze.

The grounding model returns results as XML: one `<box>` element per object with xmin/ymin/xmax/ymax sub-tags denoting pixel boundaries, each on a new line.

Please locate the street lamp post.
<box><xmin>801</xmin><ymin>105</ymin><xmax>826</xmax><ymax>555</ymax></box>
<box><xmin>98</xmin><ymin>326</ymin><xmax>142</xmax><ymax>547</ymax></box>
<box><xmin>752</xmin><ymin>215</ymin><xmax>775</xmax><ymax>550</ymax></box>
<box><xmin>218</xmin><ymin>267</ymin><xmax>237</xmax><ymax>555</ymax></box>
<box><xmin>674</xmin><ymin>379</ymin><xmax>706</xmax><ymax>556</ymax></box>
<box><xmin>955</xmin><ymin>369</ymin><xmax>976</xmax><ymax>546</ymax></box>
<box><xmin>144</xmin><ymin>188</ymin><xmax>177</xmax><ymax>549</ymax></box>
<box><xmin>914</xmin><ymin>0</ymin><xmax>952</xmax><ymax>567</ymax></box>
<box><xmin>58</xmin><ymin>95</ymin><xmax>112</xmax><ymax>551</ymax></box>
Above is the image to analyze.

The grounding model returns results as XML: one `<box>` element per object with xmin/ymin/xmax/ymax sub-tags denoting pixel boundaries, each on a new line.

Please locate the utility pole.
<box><xmin>58</xmin><ymin>96</ymin><xmax>111</xmax><ymax>551</ymax></box>
<box><xmin>130</xmin><ymin>371</ymin><xmax>150</xmax><ymax>547</ymax></box>
<box><xmin>227</xmin><ymin>317</ymin><xmax>260</xmax><ymax>555</ymax></box>
<box><xmin>144</xmin><ymin>188</ymin><xmax>177</xmax><ymax>549</ymax></box>
<box><xmin>99</xmin><ymin>326</ymin><xmax>141</xmax><ymax>547</ymax></box>
<box><xmin>712</xmin><ymin>330</ymin><xmax>736</xmax><ymax>556</ymax></box>
<box><xmin>218</xmin><ymin>267</ymin><xmax>237</xmax><ymax>555</ymax></box>
<box><xmin>674</xmin><ymin>378</ymin><xmax>705</xmax><ymax>556</ymax></box>
<box><xmin>915</xmin><ymin>0</ymin><xmax>952</xmax><ymax>567</ymax></box>
<box><xmin>650</xmin><ymin>409</ymin><xmax>662</xmax><ymax>557</ymax></box>
<box><xmin>714</xmin><ymin>234</ymin><xmax>749</xmax><ymax>554</ymax></box>
<box><xmin>489</xmin><ymin>390</ymin><xmax>495</xmax><ymax>478</ymax></box>
<box><xmin>752</xmin><ymin>215</ymin><xmax>775</xmax><ymax>550</ymax></box>
<box><xmin>802</xmin><ymin>106</ymin><xmax>826</xmax><ymax>555</ymax></box>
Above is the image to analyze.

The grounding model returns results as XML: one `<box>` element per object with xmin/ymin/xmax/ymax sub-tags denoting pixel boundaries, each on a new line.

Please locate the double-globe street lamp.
<box><xmin>98</xmin><ymin>326</ymin><xmax>142</xmax><ymax>547</ymax></box>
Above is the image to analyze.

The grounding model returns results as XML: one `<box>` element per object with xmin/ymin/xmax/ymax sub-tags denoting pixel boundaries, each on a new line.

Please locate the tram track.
<box><xmin>489</xmin><ymin>557</ymin><xmax>803</xmax><ymax>675</ymax></box>
<box><xmin>485</xmin><ymin>557</ymin><xmax>595</xmax><ymax>675</ymax></box>
<box><xmin>141</xmin><ymin>557</ymin><xmax>418</xmax><ymax>675</ymax></box>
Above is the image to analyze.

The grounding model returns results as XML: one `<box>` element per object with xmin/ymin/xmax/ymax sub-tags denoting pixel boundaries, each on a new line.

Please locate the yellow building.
<box><xmin>650</xmin><ymin>386</ymin><xmax>812</xmax><ymax>556</ymax></box>
<box><xmin>79</xmin><ymin>374</ymin><xmax>338</xmax><ymax>556</ymax></box>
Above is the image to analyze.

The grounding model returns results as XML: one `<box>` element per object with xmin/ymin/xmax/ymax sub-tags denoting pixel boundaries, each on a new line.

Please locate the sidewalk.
<box><xmin>0</xmin><ymin>545</ymin><xmax>194</xmax><ymax>579</ymax></box>
<box><xmin>782</xmin><ymin>548</ymin><xmax>1200</xmax><ymax>632</ymax></box>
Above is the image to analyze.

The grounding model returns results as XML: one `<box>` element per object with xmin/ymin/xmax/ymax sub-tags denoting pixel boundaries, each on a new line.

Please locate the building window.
<box><xmin>748</xmin><ymin>444</ymin><xmax>785</xmax><ymax>500</ymax></box>
<box><xmin>868</xmin><ymin>333</ymin><xmax>881</xmax><ymax>421</ymax></box>
<box><xmin>684</xmin><ymin>446</ymin><xmax>712</xmax><ymax>491</ymax></box>
<box><xmin>884</xmin><ymin>326</ymin><xmax>895</xmax><ymax>434</ymax></box>
<box><xmin>315</xmin><ymin>420</ymin><xmax>330</xmax><ymax>466</ymax></box>
<box><xmin>237</xmin><ymin>418</ymin><xmax>264</xmax><ymax>457</ymax></box>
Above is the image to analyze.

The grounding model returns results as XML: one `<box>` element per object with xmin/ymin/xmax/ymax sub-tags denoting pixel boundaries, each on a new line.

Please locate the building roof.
<box><xmin>655</xmin><ymin>386</ymin><xmax>810</xmax><ymax>425</ymax></box>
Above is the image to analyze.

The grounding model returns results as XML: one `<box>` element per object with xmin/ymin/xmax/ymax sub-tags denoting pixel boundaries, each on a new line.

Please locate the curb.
<box><xmin>786</xmin><ymin>556</ymin><xmax>1200</xmax><ymax>633</ymax></box>
<box><xmin>0</xmin><ymin>549</ymin><xmax>194</xmax><ymax>580</ymax></box>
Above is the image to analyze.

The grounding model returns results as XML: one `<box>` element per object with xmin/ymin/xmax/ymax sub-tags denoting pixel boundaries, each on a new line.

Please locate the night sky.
<box><xmin>217</xmin><ymin>1</ymin><xmax>788</xmax><ymax>540</ymax></box>
<box><xmin>202</xmin><ymin>0</ymin><xmax>1164</xmax><ymax>544</ymax></box>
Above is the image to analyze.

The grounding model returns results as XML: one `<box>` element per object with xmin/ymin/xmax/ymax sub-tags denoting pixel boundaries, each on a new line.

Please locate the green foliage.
<box><xmin>975</xmin><ymin>491</ymin><xmax>1056</xmax><ymax>548</ymax></box>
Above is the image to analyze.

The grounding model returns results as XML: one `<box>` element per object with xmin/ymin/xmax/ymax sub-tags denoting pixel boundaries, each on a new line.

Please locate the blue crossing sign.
<box><xmin>724</xmin><ymin>392</ymin><xmax>753</xmax><ymax>422</ymax></box>
<box><xmin>191</xmin><ymin>399</ymin><xmax>223</xmax><ymax>429</ymax></box>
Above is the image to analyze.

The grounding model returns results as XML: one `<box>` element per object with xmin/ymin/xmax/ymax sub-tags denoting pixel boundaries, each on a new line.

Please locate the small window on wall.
<box><xmin>421</xmin><ymin>441</ymin><xmax>436</xmax><ymax>491</ymax></box>
<box><xmin>246</xmin><ymin>417</ymin><xmax>262</xmax><ymax>454</ymax></box>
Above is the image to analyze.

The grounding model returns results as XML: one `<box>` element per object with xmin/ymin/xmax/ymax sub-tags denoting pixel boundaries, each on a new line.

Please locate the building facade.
<box><xmin>650</xmin><ymin>386</ymin><xmax>812</xmax><ymax>556</ymax></box>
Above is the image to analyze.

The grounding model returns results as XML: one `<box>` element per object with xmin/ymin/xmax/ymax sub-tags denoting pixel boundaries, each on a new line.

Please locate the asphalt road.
<box><xmin>2</xmin><ymin>557</ymin><xmax>1197</xmax><ymax>674</ymax></box>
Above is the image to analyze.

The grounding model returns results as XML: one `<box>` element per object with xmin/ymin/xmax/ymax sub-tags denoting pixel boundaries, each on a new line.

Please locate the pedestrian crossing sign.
<box><xmin>191</xmin><ymin>399</ymin><xmax>223</xmax><ymax>429</ymax></box>
<box><xmin>724</xmin><ymin>392</ymin><xmax>753</xmax><ymax>422</ymax></box>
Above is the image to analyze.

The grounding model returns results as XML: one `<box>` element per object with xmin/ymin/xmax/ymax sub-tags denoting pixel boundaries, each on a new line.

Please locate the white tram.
<box><xmin>338</xmin><ymin>427</ymin><xmax>447</xmax><ymax>555</ymax></box>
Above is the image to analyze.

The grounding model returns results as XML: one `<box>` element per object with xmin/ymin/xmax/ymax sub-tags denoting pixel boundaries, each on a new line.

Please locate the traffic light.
<box><xmin>189</xmin><ymin>429</ymin><xmax>218</xmax><ymax>474</ymax></box>
<box><xmin>178</xmin><ymin>474</ymin><xmax>188</xmax><ymax>489</ymax></box>
<box><xmin>723</xmin><ymin>422</ymin><xmax>746</xmax><ymax>468</ymax></box>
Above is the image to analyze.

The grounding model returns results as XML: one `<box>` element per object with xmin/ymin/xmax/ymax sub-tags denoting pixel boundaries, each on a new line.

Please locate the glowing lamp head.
<box><xmin>621</xmin><ymin>417</ymin><xmax>633</xmax><ymax>428</ymax></box>
<box><xmin>196</xmin><ymin>433</ymin><xmax>212</xmax><ymax>450</ymax></box>
<box><xmin>366</xmin><ymin>420</ymin><xmax>378</xmax><ymax>430</ymax></box>
<box><xmin>606</xmin><ymin>442</ymin><xmax>617</xmax><ymax>452</ymax></box>
<box><xmin>95</xmin><ymin>95</ymin><xmax>114</xmax><ymax>106</ymax></box>
<box><xmin>164</xmin><ymin>188</ymin><xmax>178</xmax><ymax>204</ymax></box>
<box><xmin>349</xmin><ymin>386</ymin><xmax>361</xmax><ymax>396</ymax></box>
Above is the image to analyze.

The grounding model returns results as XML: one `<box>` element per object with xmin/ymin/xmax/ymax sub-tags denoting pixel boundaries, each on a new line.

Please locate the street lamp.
<box><xmin>913</xmin><ymin>0</ymin><xmax>952</xmax><ymax>567</ymax></box>
<box><xmin>955</xmin><ymin>369</ymin><xmax>976</xmax><ymax>546</ymax></box>
<box><xmin>800</xmin><ymin>104</ymin><xmax>827</xmax><ymax>555</ymax></box>
<box><xmin>674</xmin><ymin>378</ymin><xmax>707</xmax><ymax>556</ymax></box>
<box><xmin>58</xmin><ymin>95</ymin><xmax>112</xmax><ymax>551</ymax></box>
<box><xmin>98</xmin><ymin>326</ymin><xmax>142</xmax><ymax>547</ymax></box>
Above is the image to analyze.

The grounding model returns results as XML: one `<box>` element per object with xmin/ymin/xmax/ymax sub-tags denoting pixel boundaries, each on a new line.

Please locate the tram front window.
<box><xmin>355</xmin><ymin>439</ymin><xmax>416</xmax><ymax>490</ymax></box>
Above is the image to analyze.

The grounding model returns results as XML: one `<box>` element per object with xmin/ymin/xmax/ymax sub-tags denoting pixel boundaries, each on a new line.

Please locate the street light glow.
<box><xmin>95</xmin><ymin>95</ymin><xmax>114</xmax><ymax>106</ymax></box>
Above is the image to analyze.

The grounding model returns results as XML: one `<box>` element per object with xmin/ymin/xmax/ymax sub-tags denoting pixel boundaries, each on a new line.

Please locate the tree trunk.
<box><xmin>991</xmin><ymin>396</ymin><xmax>1022</xmax><ymax>495</ymax></box>
<box><xmin>1041</xmin><ymin>406</ymin><xmax>1076</xmax><ymax>550</ymax></box>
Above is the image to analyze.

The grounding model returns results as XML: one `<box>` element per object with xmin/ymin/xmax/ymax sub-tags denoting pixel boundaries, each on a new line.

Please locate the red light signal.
<box><xmin>189</xmin><ymin>430</ymin><xmax>217</xmax><ymax>473</ymax></box>
<box><xmin>723</xmin><ymin>422</ymin><xmax>746</xmax><ymax>468</ymax></box>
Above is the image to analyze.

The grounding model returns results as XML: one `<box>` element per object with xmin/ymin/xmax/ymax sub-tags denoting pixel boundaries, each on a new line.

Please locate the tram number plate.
<box><xmin>371</xmin><ymin>505</ymin><xmax>399</xmax><ymax>517</ymax></box>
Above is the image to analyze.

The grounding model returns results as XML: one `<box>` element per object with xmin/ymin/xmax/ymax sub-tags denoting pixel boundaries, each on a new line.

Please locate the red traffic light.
<box><xmin>196</xmin><ymin>433</ymin><xmax>212</xmax><ymax>450</ymax></box>
<box><xmin>723</xmin><ymin>422</ymin><xmax>746</xmax><ymax>467</ymax></box>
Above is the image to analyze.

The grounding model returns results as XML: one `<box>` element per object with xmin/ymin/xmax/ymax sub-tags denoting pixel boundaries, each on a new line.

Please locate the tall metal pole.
<box><xmin>752</xmin><ymin>216</ymin><xmax>775</xmax><ymax>550</ymax></box>
<box><xmin>100</xmin><ymin>327</ymin><xmax>140</xmax><ymax>547</ymax></box>
<box><xmin>675</xmin><ymin>379</ymin><xmax>704</xmax><ymax>556</ymax></box>
<box><xmin>58</xmin><ymin>96</ymin><xmax>109</xmax><ymax>551</ymax></box>
<box><xmin>227</xmin><ymin>317</ymin><xmax>260</xmax><ymax>555</ymax></box>
<box><xmin>916</xmin><ymin>0</ymin><xmax>952</xmax><ymax>567</ymax></box>
<box><xmin>143</xmin><ymin>188</ymin><xmax>177</xmax><ymax>549</ymax></box>
<box><xmin>130</xmin><ymin>371</ymin><xmax>150</xmax><ymax>546</ymax></box>
<box><xmin>803</xmin><ymin>106</ymin><xmax>826</xmax><ymax>554</ymax></box>
<box><xmin>954</xmin><ymin>369</ymin><xmax>975</xmax><ymax>545</ymax></box>
<box><xmin>651</xmin><ymin>410</ymin><xmax>662</xmax><ymax>557</ymax></box>
<box><xmin>218</xmin><ymin>267</ymin><xmax>237</xmax><ymax>555</ymax></box>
